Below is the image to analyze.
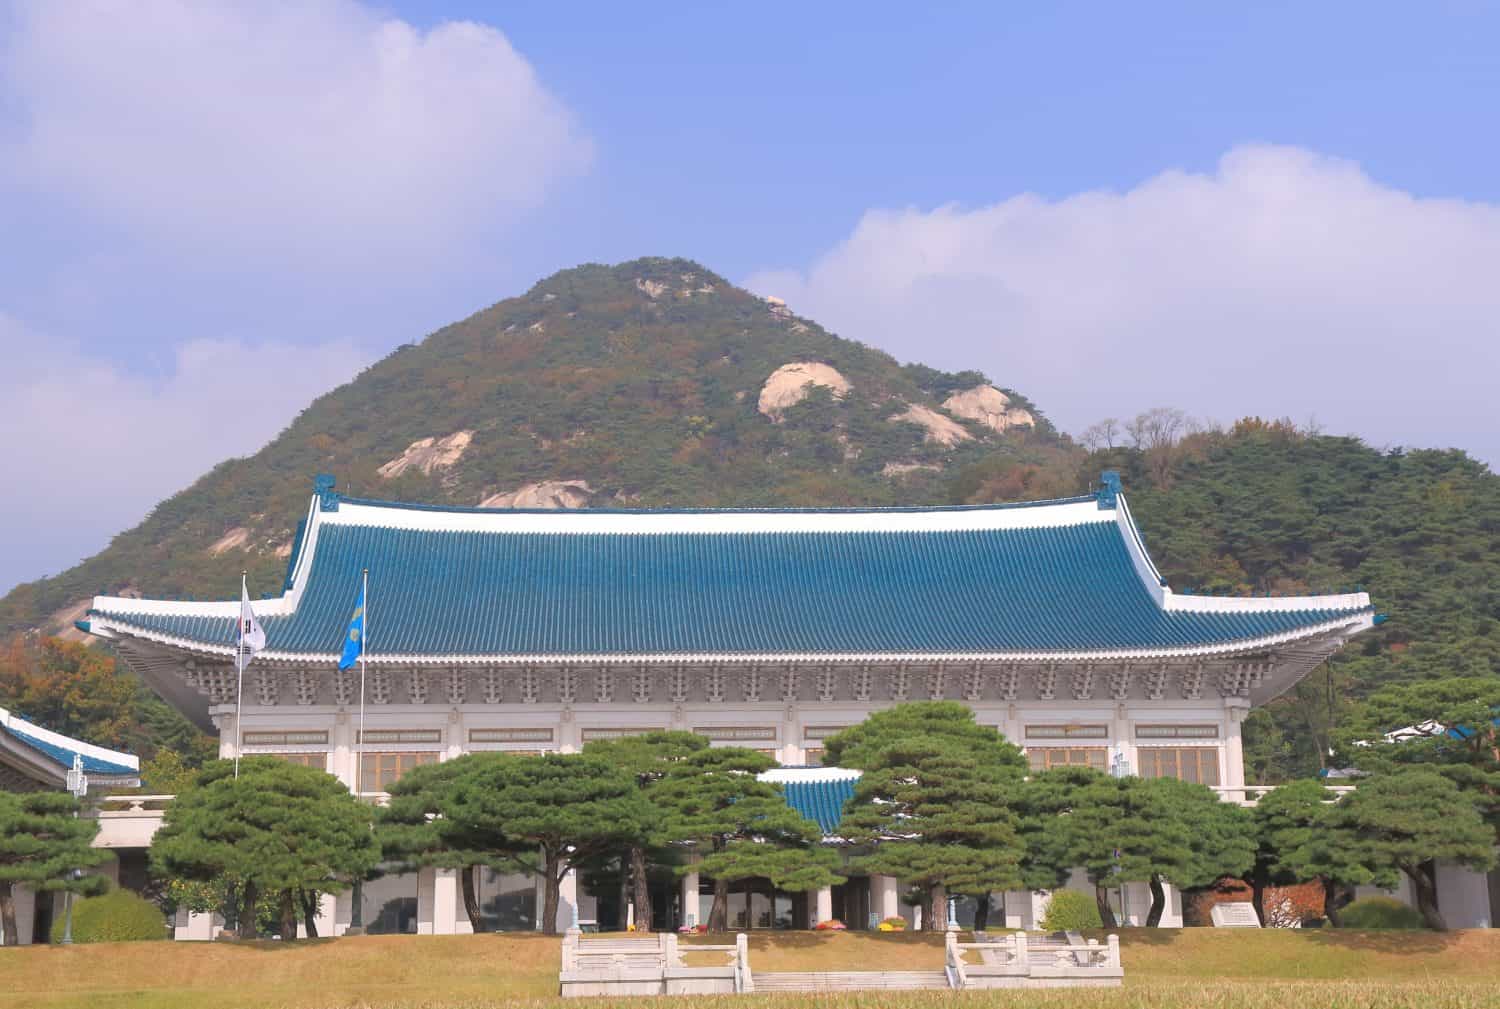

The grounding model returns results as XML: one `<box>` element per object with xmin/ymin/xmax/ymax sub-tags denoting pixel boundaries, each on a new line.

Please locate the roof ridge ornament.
<box><xmin>1097</xmin><ymin>470</ymin><xmax>1122</xmax><ymax>510</ymax></box>
<box><xmin>314</xmin><ymin>473</ymin><xmax>340</xmax><ymax>512</ymax></box>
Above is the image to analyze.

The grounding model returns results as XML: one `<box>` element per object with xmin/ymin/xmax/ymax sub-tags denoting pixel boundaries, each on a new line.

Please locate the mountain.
<box><xmin>4</xmin><ymin>256</ymin><xmax>1495</xmax><ymax>785</ymax></box>
<box><xmin>0</xmin><ymin>257</ymin><xmax>1067</xmax><ymax>638</ymax></box>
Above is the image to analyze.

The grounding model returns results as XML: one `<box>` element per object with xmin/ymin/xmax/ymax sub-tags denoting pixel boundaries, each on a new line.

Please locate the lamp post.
<box><xmin>62</xmin><ymin>754</ymin><xmax>89</xmax><ymax>945</ymax></box>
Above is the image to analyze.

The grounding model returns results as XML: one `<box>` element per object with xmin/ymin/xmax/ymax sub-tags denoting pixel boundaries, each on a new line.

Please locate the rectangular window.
<box><xmin>801</xmin><ymin>726</ymin><xmax>849</xmax><ymax>741</ymax></box>
<box><xmin>580</xmin><ymin>727</ymin><xmax>663</xmax><ymax>742</ymax></box>
<box><xmin>693</xmin><ymin>726</ymin><xmax>778</xmax><ymax>742</ymax></box>
<box><xmin>359</xmin><ymin>751</ymin><xmax>438</xmax><ymax>791</ymax></box>
<box><xmin>1135</xmin><ymin>724</ymin><xmax>1219</xmax><ymax>740</ymax></box>
<box><xmin>242</xmin><ymin>730</ymin><xmax>329</xmax><ymax>746</ymax></box>
<box><xmin>1025</xmin><ymin>724</ymin><xmax>1108</xmax><ymax>740</ymax></box>
<box><xmin>469</xmin><ymin>728</ymin><xmax>554</xmax><ymax>744</ymax></box>
<box><xmin>357</xmin><ymin>729</ymin><xmax>442</xmax><ymax>745</ymax></box>
<box><xmin>1025</xmin><ymin>747</ymin><xmax>1108</xmax><ymax>772</ymax></box>
<box><xmin>264</xmin><ymin>752</ymin><xmax>328</xmax><ymax>771</ymax></box>
<box><xmin>801</xmin><ymin>747</ymin><xmax>825</xmax><ymax>766</ymax></box>
<box><xmin>1137</xmin><ymin>747</ymin><xmax>1220</xmax><ymax>785</ymax></box>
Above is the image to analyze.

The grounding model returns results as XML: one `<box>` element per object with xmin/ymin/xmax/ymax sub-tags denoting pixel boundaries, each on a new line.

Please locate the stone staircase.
<box><xmin>752</xmin><ymin>970</ymin><xmax>952</xmax><ymax>991</ymax></box>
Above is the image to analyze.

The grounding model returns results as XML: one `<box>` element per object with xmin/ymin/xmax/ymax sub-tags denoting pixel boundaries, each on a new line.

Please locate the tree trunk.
<box><xmin>0</xmin><ymin>881</ymin><xmax>18</xmax><ymax>947</ymax></box>
<box><xmin>1146</xmin><ymin>874</ymin><xmax>1166</xmax><ymax>927</ymax></box>
<box><xmin>927</xmin><ymin>885</ymin><xmax>946</xmax><ymax>933</ymax></box>
<box><xmin>238</xmin><ymin>880</ymin><xmax>259</xmax><ymax>940</ymax></box>
<box><xmin>630</xmin><ymin>846</ymin><xmax>653</xmax><ymax>932</ymax></box>
<box><xmin>1249</xmin><ymin>870</ymin><xmax>1267</xmax><ymax>927</ymax></box>
<box><xmin>1321</xmin><ymin>878</ymin><xmax>1352</xmax><ymax>927</ymax></box>
<box><xmin>278</xmin><ymin>889</ymin><xmax>298</xmax><ymax>941</ymax></box>
<box><xmin>617</xmin><ymin>855</ymin><xmax>630</xmax><ymax>930</ymax></box>
<box><xmin>1406</xmin><ymin>862</ymin><xmax>1447</xmax><ymax>931</ymax></box>
<box><xmin>541</xmin><ymin>851</ymin><xmax>562</xmax><ymax>936</ymax></box>
<box><xmin>299</xmin><ymin>890</ymin><xmax>319</xmax><ymax>938</ymax></box>
<box><xmin>708</xmin><ymin>877</ymin><xmax>728</xmax><ymax>932</ymax></box>
<box><xmin>348</xmin><ymin>878</ymin><xmax>363</xmax><ymax>931</ymax></box>
<box><xmin>461</xmin><ymin>866</ymin><xmax>483</xmax><ymax>933</ymax></box>
<box><xmin>1094</xmin><ymin>884</ymin><xmax>1118</xmax><ymax>929</ymax></box>
<box><xmin>973</xmin><ymin>891</ymin><xmax>991</xmax><ymax>932</ymax></box>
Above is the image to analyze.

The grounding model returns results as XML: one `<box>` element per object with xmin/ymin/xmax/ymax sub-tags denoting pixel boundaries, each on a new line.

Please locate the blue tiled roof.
<box><xmin>91</xmin><ymin>497</ymin><xmax>1370</xmax><ymax>660</ymax></box>
<box><xmin>779</xmin><ymin>776</ymin><xmax>860</xmax><ymax>834</ymax></box>
<box><xmin>3</xmin><ymin>717</ymin><xmax>138</xmax><ymax>776</ymax></box>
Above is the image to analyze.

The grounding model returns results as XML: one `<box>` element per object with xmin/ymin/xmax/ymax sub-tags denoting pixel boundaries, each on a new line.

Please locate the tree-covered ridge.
<box><xmin>0</xmin><ymin>257</ymin><xmax>1056</xmax><ymax>637</ymax></box>
<box><xmin>1072</xmin><ymin>423</ymin><xmax>1500</xmax><ymax>781</ymax></box>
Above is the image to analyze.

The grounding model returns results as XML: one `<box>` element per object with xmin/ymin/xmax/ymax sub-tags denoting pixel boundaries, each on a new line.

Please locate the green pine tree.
<box><xmin>436</xmin><ymin>752</ymin><xmax>652</xmax><ymax>935</ymax></box>
<box><xmin>582</xmin><ymin>730</ymin><xmax>710</xmax><ymax>931</ymax></box>
<box><xmin>1334</xmin><ymin>768</ymin><xmax>1496</xmax><ymax>930</ymax></box>
<box><xmin>653</xmin><ymin>747</ymin><xmax>843</xmax><ymax>931</ymax></box>
<box><xmin>0</xmin><ymin>790</ymin><xmax>108</xmax><ymax>946</ymax></box>
<box><xmin>1250</xmin><ymin>778</ymin><xmax>1374</xmax><ymax>925</ymax></box>
<box><xmin>150</xmin><ymin>757</ymin><xmax>379</xmax><ymax>940</ymax></box>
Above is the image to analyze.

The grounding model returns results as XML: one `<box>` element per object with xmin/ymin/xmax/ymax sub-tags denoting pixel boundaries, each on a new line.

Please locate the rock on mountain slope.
<box><xmin>0</xmin><ymin>257</ymin><xmax>1060</xmax><ymax>637</ymax></box>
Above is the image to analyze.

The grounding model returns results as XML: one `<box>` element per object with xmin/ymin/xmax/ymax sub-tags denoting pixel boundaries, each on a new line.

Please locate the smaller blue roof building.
<box><xmin>0</xmin><ymin>704</ymin><xmax>140</xmax><ymax>793</ymax></box>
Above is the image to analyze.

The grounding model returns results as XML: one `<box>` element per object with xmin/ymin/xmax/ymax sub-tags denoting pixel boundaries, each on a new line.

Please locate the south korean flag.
<box><xmin>236</xmin><ymin>579</ymin><xmax>267</xmax><ymax>672</ymax></box>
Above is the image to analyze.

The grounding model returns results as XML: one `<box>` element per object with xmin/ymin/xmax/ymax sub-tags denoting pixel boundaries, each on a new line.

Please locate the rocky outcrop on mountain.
<box><xmin>208</xmin><ymin>527</ymin><xmax>251</xmax><ymax>556</ymax></box>
<box><xmin>891</xmin><ymin>403</ymin><xmax>973</xmax><ymax>446</ymax></box>
<box><xmin>377</xmin><ymin>431</ymin><xmax>474</xmax><ymax>479</ymax></box>
<box><xmin>942</xmin><ymin>385</ymin><xmax>1035</xmax><ymax>433</ymax></box>
<box><xmin>480</xmin><ymin>480</ymin><xmax>595</xmax><ymax>509</ymax></box>
<box><xmin>758</xmin><ymin>362</ymin><xmax>851</xmax><ymax>418</ymax></box>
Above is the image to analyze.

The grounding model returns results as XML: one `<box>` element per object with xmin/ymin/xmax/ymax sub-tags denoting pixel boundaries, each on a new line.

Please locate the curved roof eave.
<box><xmin>86</xmin><ymin>610</ymin><xmax>1374</xmax><ymax>667</ymax></box>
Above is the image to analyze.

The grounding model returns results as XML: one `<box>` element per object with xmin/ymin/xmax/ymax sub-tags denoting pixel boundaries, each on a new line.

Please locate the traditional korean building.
<box><xmin>79</xmin><ymin>471</ymin><xmax>1377</xmax><ymax>934</ymax></box>
<box><xmin>0</xmin><ymin>704</ymin><xmax>139</xmax><ymax>945</ymax></box>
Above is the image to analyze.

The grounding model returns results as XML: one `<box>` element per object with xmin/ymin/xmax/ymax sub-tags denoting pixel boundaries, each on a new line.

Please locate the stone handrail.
<box><xmin>96</xmin><ymin>794</ymin><xmax>174</xmax><ymax>814</ymax></box>
<box><xmin>1211</xmin><ymin>784</ymin><xmax>1355</xmax><ymax>807</ymax></box>
<box><xmin>951</xmin><ymin>931</ymin><xmax>1122</xmax><ymax>988</ymax></box>
<box><xmin>560</xmin><ymin>931</ymin><xmax>750</xmax><ymax>997</ymax></box>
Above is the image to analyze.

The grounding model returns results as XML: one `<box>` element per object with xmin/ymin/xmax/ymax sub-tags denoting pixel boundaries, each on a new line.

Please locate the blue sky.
<box><xmin>1</xmin><ymin>1</ymin><xmax>1498</xmax><ymax>597</ymax></box>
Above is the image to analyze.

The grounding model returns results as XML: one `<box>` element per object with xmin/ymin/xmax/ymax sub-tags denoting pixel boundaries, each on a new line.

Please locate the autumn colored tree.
<box><xmin>0</xmin><ymin>637</ymin><xmax>135</xmax><ymax>748</ymax></box>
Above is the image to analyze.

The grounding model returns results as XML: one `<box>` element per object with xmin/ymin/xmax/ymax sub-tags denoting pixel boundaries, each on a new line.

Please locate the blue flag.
<box><xmin>338</xmin><ymin>580</ymin><xmax>365</xmax><ymax>670</ymax></box>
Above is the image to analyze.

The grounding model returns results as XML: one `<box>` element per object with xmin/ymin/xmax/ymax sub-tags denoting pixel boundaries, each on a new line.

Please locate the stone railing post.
<box><xmin>663</xmin><ymin>931</ymin><xmax>679</xmax><ymax>967</ymax></box>
<box><xmin>561</xmin><ymin>926</ymin><xmax>580</xmax><ymax>973</ymax></box>
<box><xmin>1106</xmin><ymin>933</ymin><xmax>1120</xmax><ymax>968</ymax></box>
<box><xmin>736</xmin><ymin>931</ymin><xmax>752</xmax><ymax>993</ymax></box>
<box><xmin>1014</xmin><ymin>932</ymin><xmax>1029</xmax><ymax>972</ymax></box>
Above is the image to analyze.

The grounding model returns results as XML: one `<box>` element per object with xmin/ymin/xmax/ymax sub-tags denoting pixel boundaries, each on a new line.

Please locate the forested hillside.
<box><xmin>0</xmin><ymin>258</ymin><xmax>1495</xmax><ymax>783</ymax></box>
<box><xmin>0</xmin><ymin>257</ymin><xmax>1058</xmax><ymax>639</ymax></box>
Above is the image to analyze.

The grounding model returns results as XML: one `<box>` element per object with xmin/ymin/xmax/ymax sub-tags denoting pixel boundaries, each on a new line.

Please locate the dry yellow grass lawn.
<box><xmin>2</xmin><ymin>929</ymin><xmax>1497</xmax><ymax>1009</ymax></box>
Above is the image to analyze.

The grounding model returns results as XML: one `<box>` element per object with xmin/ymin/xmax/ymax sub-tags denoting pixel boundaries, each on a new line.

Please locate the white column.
<box><xmin>814</xmin><ymin>886</ymin><xmax>833</xmax><ymax>927</ymax></box>
<box><xmin>212</xmin><ymin>711</ymin><xmax>234</xmax><ymax>760</ymax></box>
<box><xmin>1223</xmin><ymin>699</ymin><xmax>1249</xmax><ymax>791</ymax></box>
<box><xmin>433</xmin><ymin>868</ymin><xmax>460</xmax><ymax>935</ymax></box>
<box><xmin>416</xmin><ymin>866</ymin><xmax>437</xmax><ymax>935</ymax></box>
<box><xmin>680</xmin><ymin>868</ymin><xmax>701</xmax><ymax>929</ymax></box>
<box><xmin>332</xmin><ymin>711</ymin><xmax>356</xmax><ymax>791</ymax></box>
<box><xmin>557</xmin><ymin>867</ymin><xmax>579</xmax><ymax>933</ymax></box>
<box><xmin>871</xmin><ymin>875</ymin><xmax>899</xmax><ymax>922</ymax></box>
<box><xmin>314</xmin><ymin>893</ymin><xmax>337</xmax><ymax>938</ymax></box>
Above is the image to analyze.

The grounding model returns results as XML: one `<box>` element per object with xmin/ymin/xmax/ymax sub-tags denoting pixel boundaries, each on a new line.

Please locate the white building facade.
<box><xmin>80</xmin><ymin>472</ymin><xmax>1384</xmax><ymax>935</ymax></box>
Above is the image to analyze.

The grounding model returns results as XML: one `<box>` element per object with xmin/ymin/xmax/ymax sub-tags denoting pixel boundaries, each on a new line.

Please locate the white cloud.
<box><xmin>2</xmin><ymin>0</ymin><xmax>590</xmax><ymax>268</ymax></box>
<box><xmin>0</xmin><ymin>313</ymin><xmax>370</xmax><ymax>589</ymax></box>
<box><xmin>747</xmin><ymin>145</ymin><xmax>1500</xmax><ymax>465</ymax></box>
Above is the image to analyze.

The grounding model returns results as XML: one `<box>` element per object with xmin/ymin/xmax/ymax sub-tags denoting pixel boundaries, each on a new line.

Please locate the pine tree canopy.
<box><xmin>149</xmin><ymin>757</ymin><xmax>379</xmax><ymax>897</ymax></box>
<box><xmin>822</xmin><ymin>700</ymin><xmax>1026</xmax><ymax>771</ymax></box>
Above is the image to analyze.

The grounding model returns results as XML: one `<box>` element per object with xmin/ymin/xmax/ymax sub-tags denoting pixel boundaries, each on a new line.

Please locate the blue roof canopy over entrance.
<box><xmin>83</xmin><ymin>474</ymin><xmax>1374</xmax><ymax>666</ymax></box>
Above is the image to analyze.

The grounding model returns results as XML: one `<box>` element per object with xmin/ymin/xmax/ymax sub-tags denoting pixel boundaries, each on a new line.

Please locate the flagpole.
<box><xmin>356</xmin><ymin>568</ymin><xmax>368</xmax><ymax>798</ymax></box>
<box><xmin>234</xmin><ymin>570</ymin><xmax>246</xmax><ymax>779</ymax></box>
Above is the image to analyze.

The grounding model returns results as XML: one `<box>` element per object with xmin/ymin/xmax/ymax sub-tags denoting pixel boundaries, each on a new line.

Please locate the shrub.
<box><xmin>1041</xmin><ymin>889</ymin><xmax>1103</xmax><ymax>932</ymax></box>
<box><xmin>878</xmin><ymin>916</ymin><xmax>908</xmax><ymax>931</ymax></box>
<box><xmin>1338</xmin><ymin>897</ymin><xmax>1427</xmax><ymax>930</ymax></box>
<box><xmin>51</xmin><ymin>888</ymin><xmax>170</xmax><ymax>943</ymax></box>
<box><xmin>814</xmin><ymin>919</ymin><xmax>846</xmax><ymax>930</ymax></box>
